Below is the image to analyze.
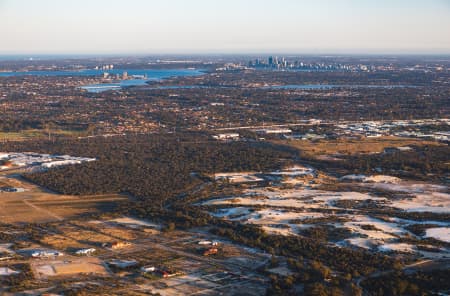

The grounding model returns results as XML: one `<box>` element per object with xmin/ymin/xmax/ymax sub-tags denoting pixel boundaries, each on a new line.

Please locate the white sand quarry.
<box><xmin>204</xmin><ymin>169</ymin><xmax>449</xmax><ymax>257</ymax></box>
<box><xmin>109</xmin><ymin>217</ymin><xmax>161</xmax><ymax>229</ymax></box>
<box><xmin>204</xmin><ymin>188</ymin><xmax>385</xmax><ymax>210</ymax></box>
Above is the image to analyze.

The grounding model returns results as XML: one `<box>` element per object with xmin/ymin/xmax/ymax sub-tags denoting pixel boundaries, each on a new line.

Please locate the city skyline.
<box><xmin>1</xmin><ymin>0</ymin><xmax>450</xmax><ymax>55</ymax></box>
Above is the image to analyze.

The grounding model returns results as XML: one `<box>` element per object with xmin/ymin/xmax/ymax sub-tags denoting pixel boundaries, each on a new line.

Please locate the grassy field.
<box><xmin>275</xmin><ymin>136</ymin><xmax>442</xmax><ymax>158</ymax></box>
<box><xmin>0</xmin><ymin>129</ymin><xmax>88</xmax><ymax>141</ymax></box>
<box><xmin>0</xmin><ymin>130</ymin><xmax>43</xmax><ymax>141</ymax></box>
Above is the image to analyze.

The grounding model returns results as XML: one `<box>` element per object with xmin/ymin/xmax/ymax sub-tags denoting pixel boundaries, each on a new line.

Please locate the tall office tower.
<box><xmin>268</xmin><ymin>56</ymin><xmax>273</xmax><ymax>65</ymax></box>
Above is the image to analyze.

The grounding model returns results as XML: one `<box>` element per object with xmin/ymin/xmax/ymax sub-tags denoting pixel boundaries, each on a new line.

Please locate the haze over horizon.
<box><xmin>1</xmin><ymin>0</ymin><xmax>450</xmax><ymax>55</ymax></box>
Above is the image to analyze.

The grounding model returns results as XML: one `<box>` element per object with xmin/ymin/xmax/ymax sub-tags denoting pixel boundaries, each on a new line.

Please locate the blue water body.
<box><xmin>140</xmin><ymin>85</ymin><xmax>211</xmax><ymax>90</ymax></box>
<box><xmin>0</xmin><ymin>68</ymin><xmax>204</xmax><ymax>78</ymax></box>
<box><xmin>83</xmin><ymin>83</ymin><xmax>217</xmax><ymax>93</ymax></box>
<box><xmin>82</xmin><ymin>83</ymin><xmax>417</xmax><ymax>93</ymax></box>
<box><xmin>80</xmin><ymin>79</ymin><xmax>153</xmax><ymax>93</ymax></box>
<box><xmin>0</xmin><ymin>68</ymin><xmax>204</xmax><ymax>93</ymax></box>
<box><xmin>81</xmin><ymin>80</ymin><xmax>209</xmax><ymax>93</ymax></box>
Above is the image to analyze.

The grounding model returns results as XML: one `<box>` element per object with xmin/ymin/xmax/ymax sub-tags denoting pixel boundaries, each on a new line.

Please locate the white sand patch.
<box><xmin>341</xmin><ymin>238</ymin><xmax>378</xmax><ymax>249</ymax></box>
<box><xmin>246</xmin><ymin>209</ymin><xmax>323</xmax><ymax>225</ymax></box>
<box><xmin>367</xmin><ymin>182</ymin><xmax>447</xmax><ymax>194</ymax></box>
<box><xmin>314</xmin><ymin>191</ymin><xmax>384</xmax><ymax>206</ymax></box>
<box><xmin>341</xmin><ymin>175</ymin><xmax>367</xmax><ymax>181</ymax></box>
<box><xmin>261</xmin><ymin>225</ymin><xmax>295</xmax><ymax>236</ymax></box>
<box><xmin>202</xmin><ymin>168</ymin><xmax>449</xmax><ymax>260</ymax></box>
<box><xmin>204</xmin><ymin>188</ymin><xmax>383</xmax><ymax>210</ymax></box>
<box><xmin>211</xmin><ymin>207</ymin><xmax>251</xmax><ymax>220</ymax></box>
<box><xmin>338</xmin><ymin>174</ymin><xmax>448</xmax><ymax>213</ymax></box>
<box><xmin>0</xmin><ymin>153</ymin><xmax>10</xmax><ymax>160</ymax></box>
<box><xmin>281</xmin><ymin>178</ymin><xmax>307</xmax><ymax>185</ymax></box>
<box><xmin>341</xmin><ymin>175</ymin><xmax>400</xmax><ymax>183</ymax></box>
<box><xmin>390</xmin><ymin>218</ymin><xmax>450</xmax><ymax>227</ymax></box>
<box><xmin>0</xmin><ymin>243</ymin><xmax>15</xmax><ymax>256</ymax></box>
<box><xmin>316</xmin><ymin>155</ymin><xmax>343</xmax><ymax>161</ymax></box>
<box><xmin>270</xmin><ymin>165</ymin><xmax>315</xmax><ymax>177</ymax></box>
<box><xmin>266</xmin><ymin>266</ymin><xmax>295</xmax><ymax>277</ymax></box>
<box><xmin>379</xmin><ymin>243</ymin><xmax>416</xmax><ymax>253</ymax></box>
<box><xmin>0</xmin><ymin>267</ymin><xmax>20</xmax><ymax>276</ymax></box>
<box><xmin>425</xmin><ymin>227</ymin><xmax>450</xmax><ymax>243</ymax></box>
<box><xmin>344</xmin><ymin>215</ymin><xmax>409</xmax><ymax>241</ymax></box>
<box><xmin>204</xmin><ymin>188</ymin><xmax>388</xmax><ymax>238</ymax></box>
<box><xmin>214</xmin><ymin>172</ymin><xmax>264</xmax><ymax>183</ymax></box>
<box><xmin>109</xmin><ymin>217</ymin><xmax>160</xmax><ymax>229</ymax></box>
<box><xmin>211</xmin><ymin>207</ymin><xmax>325</xmax><ymax>236</ymax></box>
<box><xmin>204</xmin><ymin>194</ymin><xmax>324</xmax><ymax>209</ymax></box>
<box><xmin>339</xmin><ymin>216</ymin><xmax>414</xmax><ymax>251</ymax></box>
<box><xmin>364</xmin><ymin>175</ymin><xmax>401</xmax><ymax>183</ymax></box>
<box><xmin>391</xmin><ymin>192</ymin><xmax>450</xmax><ymax>213</ymax></box>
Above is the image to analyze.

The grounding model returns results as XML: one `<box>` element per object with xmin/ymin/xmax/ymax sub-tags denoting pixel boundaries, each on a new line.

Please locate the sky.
<box><xmin>1</xmin><ymin>0</ymin><xmax>450</xmax><ymax>55</ymax></box>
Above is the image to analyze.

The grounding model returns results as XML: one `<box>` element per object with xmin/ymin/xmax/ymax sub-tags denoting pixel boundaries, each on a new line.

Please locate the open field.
<box><xmin>0</xmin><ymin>129</ymin><xmax>88</xmax><ymax>141</ymax></box>
<box><xmin>275</xmin><ymin>136</ymin><xmax>442</xmax><ymax>157</ymax></box>
<box><xmin>0</xmin><ymin>174</ymin><xmax>128</xmax><ymax>224</ymax></box>
<box><xmin>0</xmin><ymin>131</ymin><xmax>43</xmax><ymax>141</ymax></box>
<box><xmin>32</xmin><ymin>257</ymin><xmax>109</xmax><ymax>279</ymax></box>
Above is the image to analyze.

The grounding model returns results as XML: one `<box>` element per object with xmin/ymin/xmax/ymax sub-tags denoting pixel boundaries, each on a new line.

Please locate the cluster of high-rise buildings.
<box><xmin>95</xmin><ymin>64</ymin><xmax>115</xmax><ymax>70</ymax></box>
<box><xmin>248</xmin><ymin>56</ymin><xmax>367</xmax><ymax>71</ymax></box>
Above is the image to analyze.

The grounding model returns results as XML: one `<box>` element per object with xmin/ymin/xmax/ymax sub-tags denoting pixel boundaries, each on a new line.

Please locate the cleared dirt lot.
<box><xmin>32</xmin><ymin>257</ymin><xmax>109</xmax><ymax>279</ymax></box>
<box><xmin>0</xmin><ymin>174</ymin><xmax>128</xmax><ymax>224</ymax></box>
<box><xmin>275</xmin><ymin>136</ymin><xmax>442</xmax><ymax>157</ymax></box>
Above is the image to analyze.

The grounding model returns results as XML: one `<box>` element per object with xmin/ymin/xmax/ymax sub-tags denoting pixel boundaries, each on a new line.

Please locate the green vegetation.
<box><xmin>361</xmin><ymin>270</ymin><xmax>450</xmax><ymax>296</ymax></box>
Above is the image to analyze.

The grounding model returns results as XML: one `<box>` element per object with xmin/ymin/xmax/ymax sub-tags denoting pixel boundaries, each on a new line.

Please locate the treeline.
<box><xmin>0</xmin><ymin>118</ymin><xmax>90</xmax><ymax>133</ymax></box>
<box><xmin>349</xmin><ymin>145</ymin><xmax>450</xmax><ymax>179</ymax></box>
<box><xmin>301</xmin><ymin>144</ymin><xmax>450</xmax><ymax>182</ymax></box>
<box><xmin>0</xmin><ymin>118</ymin><xmax>44</xmax><ymax>132</ymax></box>
<box><xmin>361</xmin><ymin>270</ymin><xmax>450</xmax><ymax>296</ymax></box>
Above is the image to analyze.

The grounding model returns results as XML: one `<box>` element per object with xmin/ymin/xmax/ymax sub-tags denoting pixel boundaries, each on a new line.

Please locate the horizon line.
<box><xmin>1</xmin><ymin>52</ymin><xmax>450</xmax><ymax>58</ymax></box>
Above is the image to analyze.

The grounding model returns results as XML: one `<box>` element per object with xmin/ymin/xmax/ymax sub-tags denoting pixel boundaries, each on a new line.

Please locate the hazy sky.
<box><xmin>1</xmin><ymin>0</ymin><xmax>450</xmax><ymax>54</ymax></box>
